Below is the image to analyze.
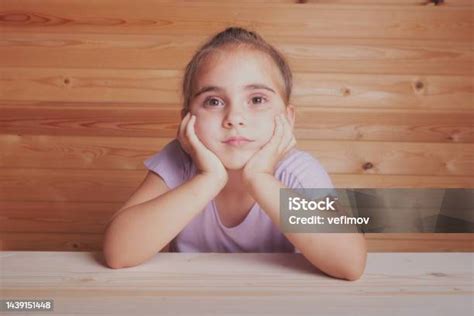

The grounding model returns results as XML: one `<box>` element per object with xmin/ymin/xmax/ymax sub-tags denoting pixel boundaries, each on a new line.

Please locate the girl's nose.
<box><xmin>223</xmin><ymin>111</ymin><xmax>246</xmax><ymax>127</ymax></box>
<box><xmin>224</xmin><ymin>120</ymin><xmax>244</xmax><ymax>128</ymax></box>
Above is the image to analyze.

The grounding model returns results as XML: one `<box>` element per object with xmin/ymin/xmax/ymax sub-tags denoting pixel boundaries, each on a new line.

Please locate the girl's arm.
<box><xmin>245</xmin><ymin>173</ymin><xmax>367</xmax><ymax>281</ymax></box>
<box><xmin>103</xmin><ymin>171</ymin><xmax>226</xmax><ymax>269</ymax></box>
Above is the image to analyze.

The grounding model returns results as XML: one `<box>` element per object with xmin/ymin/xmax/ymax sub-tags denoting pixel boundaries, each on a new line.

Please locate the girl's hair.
<box><xmin>180</xmin><ymin>26</ymin><xmax>293</xmax><ymax>118</ymax></box>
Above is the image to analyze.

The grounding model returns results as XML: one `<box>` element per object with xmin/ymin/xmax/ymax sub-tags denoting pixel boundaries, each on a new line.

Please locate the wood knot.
<box><xmin>447</xmin><ymin>132</ymin><xmax>459</xmax><ymax>142</ymax></box>
<box><xmin>414</xmin><ymin>81</ymin><xmax>424</xmax><ymax>90</ymax></box>
<box><xmin>362</xmin><ymin>162</ymin><xmax>373</xmax><ymax>170</ymax></box>
<box><xmin>341</xmin><ymin>87</ymin><xmax>351</xmax><ymax>96</ymax></box>
<box><xmin>64</xmin><ymin>78</ymin><xmax>70</xmax><ymax>85</ymax></box>
<box><xmin>296</xmin><ymin>0</ymin><xmax>308</xmax><ymax>3</ymax></box>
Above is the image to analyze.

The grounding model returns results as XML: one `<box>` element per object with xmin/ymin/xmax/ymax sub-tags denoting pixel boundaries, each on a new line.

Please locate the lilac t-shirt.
<box><xmin>143</xmin><ymin>138</ymin><xmax>334</xmax><ymax>253</ymax></box>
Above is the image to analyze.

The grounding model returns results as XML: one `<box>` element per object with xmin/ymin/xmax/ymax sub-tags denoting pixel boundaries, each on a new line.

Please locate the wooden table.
<box><xmin>1</xmin><ymin>251</ymin><xmax>472</xmax><ymax>315</ymax></box>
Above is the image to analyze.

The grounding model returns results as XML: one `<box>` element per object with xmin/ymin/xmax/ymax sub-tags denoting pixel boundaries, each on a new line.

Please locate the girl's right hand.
<box><xmin>177</xmin><ymin>112</ymin><xmax>228</xmax><ymax>186</ymax></box>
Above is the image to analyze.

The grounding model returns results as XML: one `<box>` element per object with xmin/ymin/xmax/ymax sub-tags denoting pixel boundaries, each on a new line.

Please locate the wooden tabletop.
<box><xmin>1</xmin><ymin>251</ymin><xmax>472</xmax><ymax>315</ymax></box>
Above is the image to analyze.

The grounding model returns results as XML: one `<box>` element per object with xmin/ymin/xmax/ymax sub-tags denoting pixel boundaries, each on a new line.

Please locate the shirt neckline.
<box><xmin>212</xmin><ymin>198</ymin><xmax>258</xmax><ymax>231</ymax></box>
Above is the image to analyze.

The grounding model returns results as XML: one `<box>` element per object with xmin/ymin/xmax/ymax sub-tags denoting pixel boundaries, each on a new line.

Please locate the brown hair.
<box><xmin>180</xmin><ymin>26</ymin><xmax>293</xmax><ymax>119</ymax></box>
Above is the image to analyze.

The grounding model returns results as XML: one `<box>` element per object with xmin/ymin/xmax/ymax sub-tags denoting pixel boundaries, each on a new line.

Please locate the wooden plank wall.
<box><xmin>0</xmin><ymin>0</ymin><xmax>472</xmax><ymax>252</ymax></box>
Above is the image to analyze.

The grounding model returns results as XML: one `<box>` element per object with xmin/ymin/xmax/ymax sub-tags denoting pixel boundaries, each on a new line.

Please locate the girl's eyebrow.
<box><xmin>193</xmin><ymin>83</ymin><xmax>276</xmax><ymax>98</ymax></box>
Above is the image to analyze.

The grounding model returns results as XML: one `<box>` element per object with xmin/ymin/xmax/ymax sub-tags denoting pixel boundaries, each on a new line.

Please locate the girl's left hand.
<box><xmin>242</xmin><ymin>113</ymin><xmax>297</xmax><ymax>184</ymax></box>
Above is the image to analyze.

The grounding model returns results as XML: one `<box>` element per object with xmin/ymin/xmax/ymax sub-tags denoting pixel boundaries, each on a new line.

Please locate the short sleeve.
<box><xmin>293</xmin><ymin>153</ymin><xmax>334</xmax><ymax>189</ymax></box>
<box><xmin>143</xmin><ymin>138</ymin><xmax>193</xmax><ymax>190</ymax></box>
<box><xmin>278</xmin><ymin>151</ymin><xmax>334</xmax><ymax>190</ymax></box>
<box><xmin>276</xmin><ymin>151</ymin><xmax>335</xmax><ymax>255</ymax></box>
<box><xmin>293</xmin><ymin>154</ymin><xmax>333</xmax><ymax>255</ymax></box>
<box><xmin>290</xmin><ymin>153</ymin><xmax>336</xmax><ymax>212</ymax></box>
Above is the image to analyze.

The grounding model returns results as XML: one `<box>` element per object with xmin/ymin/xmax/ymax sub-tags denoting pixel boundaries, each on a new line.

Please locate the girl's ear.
<box><xmin>285</xmin><ymin>104</ymin><xmax>296</xmax><ymax>129</ymax></box>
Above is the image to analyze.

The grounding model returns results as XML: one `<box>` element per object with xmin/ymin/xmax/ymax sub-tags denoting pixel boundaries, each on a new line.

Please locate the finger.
<box><xmin>186</xmin><ymin>115</ymin><xmax>206</xmax><ymax>152</ymax></box>
<box><xmin>284</xmin><ymin>137</ymin><xmax>297</xmax><ymax>154</ymax></box>
<box><xmin>277</xmin><ymin>114</ymin><xmax>291</xmax><ymax>152</ymax></box>
<box><xmin>269</xmin><ymin>114</ymin><xmax>284</xmax><ymax>149</ymax></box>
<box><xmin>260</xmin><ymin>114</ymin><xmax>280</xmax><ymax>152</ymax></box>
<box><xmin>178</xmin><ymin>112</ymin><xmax>192</xmax><ymax>152</ymax></box>
<box><xmin>286</xmin><ymin>118</ymin><xmax>295</xmax><ymax>145</ymax></box>
<box><xmin>280</xmin><ymin>114</ymin><xmax>297</xmax><ymax>157</ymax></box>
<box><xmin>185</xmin><ymin>114</ymin><xmax>196</xmax><ymax>144</ymax></box>
<box><xmin>177</xmin><ymin>112</ymin><xmax>191</xmax><ymax>139</ymax></box>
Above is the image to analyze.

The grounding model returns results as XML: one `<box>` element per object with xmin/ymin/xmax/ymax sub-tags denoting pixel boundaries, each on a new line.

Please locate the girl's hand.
<box><xmin>177</xmin><ymin>112</ymin><xmax>228</xmax><ymax>185</ymax></box>
<box><xmin>242</xmin><ymin>113</ymin><xmax>297</xmax><ymax>184</ymax></box>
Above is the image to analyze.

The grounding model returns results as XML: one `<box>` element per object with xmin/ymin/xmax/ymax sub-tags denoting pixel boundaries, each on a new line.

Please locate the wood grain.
<box><xmin>0</xmin><ymin>0</ymin><xmax>472</xmax><ymax>252</ymax></box>
<box><xmin>1</xmin><ymin>1</ymin><xmax>472</xmax><ymax>40</ymax></box>
<box><xmin>1</xmin><ymin>34</ymin><xmax>472</xmax><ymax>75</ymax></box>
<box><xmin>0</xmin><ymin>169</ymin><xmax>472</xmax><ymax>203</ymax></box>
<box><xmin>1</xmin><ymin>70</ymin><xmax>472</xmax><ymax>109</ymax></box>
<box><xmin>1</xmin><ymin>231</ymin><xmax>473</xmax><ymax>252</ymax></box>
<box><xmin>1</xmin><ymin>101</ymin><xmax>472</xmax><ymax>141</ymax></box>
<box><xmin>0</xmin><ymin>252</ymin><xmax>472</xmax><ymax>315</ymax></box>
<box><xmin>1</xmin><ymin>136</ymin><xmax>472</xmax><ymax>176</ymax></box>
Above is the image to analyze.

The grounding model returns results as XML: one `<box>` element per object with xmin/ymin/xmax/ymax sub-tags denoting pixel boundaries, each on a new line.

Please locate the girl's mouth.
<box><xmin>223</xmin><ymin>139</ymin><xmax>253</xmax><ymax>146</ymax></box>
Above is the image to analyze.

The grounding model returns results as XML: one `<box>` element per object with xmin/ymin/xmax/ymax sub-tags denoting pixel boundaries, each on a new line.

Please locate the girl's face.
<box><xmin>188</xmin><ymin>48</ymin><xmax>295</xmax><ymax>170</ymax></box>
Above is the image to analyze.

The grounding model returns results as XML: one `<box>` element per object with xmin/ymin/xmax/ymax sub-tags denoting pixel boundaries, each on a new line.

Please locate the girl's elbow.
<box><xmin>105</xmin><ymin>258</ymin><xmax>124</xmax><ymax>269</ymax></box>
<box><xmin>103</xmin><ymin>244</ymin><xmax>123</xmax><ymax>269</ymax></box>
<box><xmin>103</xmin><ymin>250</ymin><xmax>136</xmax><ymax>269</ymax></box>
<box><xmin>343</xmin><ymin>266</ymin><xmax>364</xmax><ymax>281</ymax></box>
<box><xmin>102</xmin><ymin>231</ymin><xmax>127</xmax><ymax>269</ymax></box>
<box><xmin>345</xmin><ymin>250</ymin><xmax>368</xmax><ymax>281</ymax></box>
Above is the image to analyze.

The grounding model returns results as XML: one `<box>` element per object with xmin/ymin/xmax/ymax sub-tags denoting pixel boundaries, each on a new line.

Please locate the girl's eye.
<box><xmin>251</xmin><ymin>96</ymin><xmax>267</xmax><ymax>105</ymax></box>
<box><xmin>203</xmin><ymin>96</ymin><xmax>268</xmax><ymax>107</ymax></box>
<box><xmin>204</xmin><ymin>97</ymin><xmax>224</xmax><ymax>107</ymax></box>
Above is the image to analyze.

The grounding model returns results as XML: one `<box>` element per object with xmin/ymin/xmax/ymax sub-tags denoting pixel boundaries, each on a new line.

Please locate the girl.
<box><xmin>103</xmin><ymin>27</ymin><xmax>367</xmax><ymax>281</ymax></box>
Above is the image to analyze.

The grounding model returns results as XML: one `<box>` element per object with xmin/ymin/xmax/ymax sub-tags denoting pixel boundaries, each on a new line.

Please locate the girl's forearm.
<box><xmin>103</xmin><ymin>173</ymin><xmax>225</xmax><ymax>269</ymax></box>
<box><xmin>246</xmin><ymin>173</ymin><xmax>367</xmax><ymax>281</ymax></box>
<box><xmin>286</xmin><ymin>232</ymin><xmax>367</xmax><ymax>281</ymax></box>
